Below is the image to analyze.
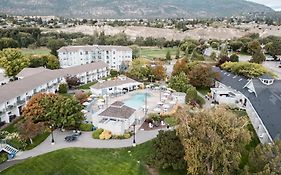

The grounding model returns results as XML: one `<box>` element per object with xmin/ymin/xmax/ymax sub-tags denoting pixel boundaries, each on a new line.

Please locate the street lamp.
<box><xmin>132</xmin><ymin>121</ymin><xmax>136</xmax><ymax>147</ymax></box>
<box><xmin>50</xmin><ymin>124</ymin><xmax>55</xmax><ymax>145</ymax></box>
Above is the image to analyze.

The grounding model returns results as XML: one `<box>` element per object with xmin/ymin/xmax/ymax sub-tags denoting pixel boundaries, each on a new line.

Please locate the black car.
<box><xmin>64</xmin><ymin>135</ymin><xmax>77</xmax><ymax>142</ymax></box>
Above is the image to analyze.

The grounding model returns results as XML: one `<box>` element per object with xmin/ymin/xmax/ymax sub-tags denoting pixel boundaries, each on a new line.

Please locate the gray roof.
<box><xmin>91</xmin><ymin>76</ymin><xmax>141</xmax><ymax>89</ymax></box>
<box><xmin>111</xmin><ymin>101</ymin><xmax>125</xmax><ymax>107</ymax></box>
<box><xmin>17</xmin><ymin>67</ymin><xmax>48</xmax><ymax>78</ymax></box>
<box><xmin>99</xmin><ymin>102</ymin><xmax>136</xmax><ymax>119</ymax></box>
<box><xmin>58</xmin><ymin>45</ymin><xmax>132</xmax><ymax>53</ymax></box>
<box><xmin>0</xmin><ymin>61</ymin><xmax>108</xmax><ymax>104</ymax></box>
<box><xmin>213</xmin><ymin>67</ymin><xmax>281</xmax><ymax>140</ymax></box>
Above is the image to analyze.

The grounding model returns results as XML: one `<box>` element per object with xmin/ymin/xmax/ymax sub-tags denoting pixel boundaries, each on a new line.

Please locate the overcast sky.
<box><xmin>248</xmin><ymin>0</ymin><xmax>281</xmax><ymax>11</ymax></box>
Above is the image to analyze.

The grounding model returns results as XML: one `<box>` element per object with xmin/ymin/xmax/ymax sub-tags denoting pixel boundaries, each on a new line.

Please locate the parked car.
<box><xmin>64</xmin><ymin>135</ymin><xmax>77</xmax><ymax>142</ymax></box>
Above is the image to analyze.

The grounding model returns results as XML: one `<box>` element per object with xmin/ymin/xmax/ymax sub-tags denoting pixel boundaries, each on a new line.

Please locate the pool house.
<box><xmin>90</xmin><ymin>75</ymin><xmax>143</xmax><ymax>96</ymax></box>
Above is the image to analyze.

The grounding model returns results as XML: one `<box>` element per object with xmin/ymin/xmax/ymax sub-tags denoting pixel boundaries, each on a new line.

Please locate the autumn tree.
<box><xmin>188</xmin><ymin>64</ymin><xmax>213</xmax><ymax>88</ymax></box>
<box><xmin>46</xmin><ymin>54</ymin><xmax>60</xmax><ymax>69</ymax></box>
<box><xmin>0</xmin><ymin>48</ymin><xmax>30</xmax><ymax>77</ymax></box>
<box><xmin>75</xmin><ymin>91</ymin><xmax>89</xmax><ymax>104</ymax></box>
<box><xmin>152</xmin><ymin>63</ymin><xmax>166</xmax><ymax>81</ymax></box>
<box><xmin>66</xmin><ymin>76</ymin><xmax>80</xmax><ymax>88</ymax></box>
<box><xmin>17</xmin><ymin>118</ymin><xmax>45</xmax><ymax>144</ymax></box>
<box><xmin>127</xmin><ymin>58</ymin><xmax>151</xmax><ymax>81</ymax></box>
<box><xmin>148</xmin><ymin>130</ymin><xmax>186</xmax><ymax>170</ymax></box>
<box><xmin>172</xmin><ymin>59</ymin><xmax>189</xmax><ymax>76</ymax></box>
<box><xmin>177</xmin><ymin>106</ymin><xmax>251</xmax><ymax>175</ymax></box>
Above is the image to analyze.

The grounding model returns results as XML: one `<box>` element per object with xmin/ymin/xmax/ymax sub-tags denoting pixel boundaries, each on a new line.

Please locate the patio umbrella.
<box><xmin>163</xmin><ymin>104</ymin><xmax>170</xmax><ymax>109</ymax></box>
<box><xmin>83</xmin><ymin>102</ymin><xmax>90</xmax><ymax>106</ymax></box>
<box><xmin>153</xmin><ymin>108</ymin><xmax>161</xmax><ymax>113</ymax></box>
<box><xmin>154</xmin><ymin>87</ymin><xmax>160</xmax><ymax>90</ymax></box>
<box><xmin>98</xmin><ymin>98</ymin><xmax>105</xmax><ymax>102</ymax></box>
<box><xmin>90</xmin><ymin>94</ymin><xmax>97</xmax><ymax>98</ymax></box>
<box><xmin>161</xmin><ymin>97</ymin><xmax>167</xmax><ymax>101</ymax></box>
<box><xmin>87</xmin><ymin>97</ymin><xmax>92</xmax><ymax>101</ymax></box>
<box><xmin>97</xmin><ymin>101</ymin><xmax>105</xmax><ymax>106</ymax></box>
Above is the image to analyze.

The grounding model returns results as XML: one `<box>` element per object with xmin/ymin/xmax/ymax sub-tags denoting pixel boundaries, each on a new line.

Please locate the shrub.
<box><xmin>79</xmin><ymin>123</ymin><xmax>93</xmax><ymax>131</ymax></box>
<box><xmin>221</xmin><ymin>62</ymin><xmax>267</xmax><ymax>78</ymax></box>
<box><xmin>112</xmin><ymin>132</ymin><xmax>132</xmax><ymax>139</ymax></box>
<box><xmin>148</xmin><ymin>113</ymin><xmax>161</xmax><ymax>122</ymax></box>
<box><xmin>164</xmin><ymin>117</ymin><xmax>179</xmax><ymax>127</ymax></box>
<box><xmin>92</xmin><ymin>129</ymin><xmax>104</xmax><ymax>139</ymax></box>
<box><xmin>58</xmin><ymin>83</ymin><xmax>68</xmax><ymax>94</ymax></box>
<box><xmin>0</xmin><ymin>152</ymin><xmax>8</xmax><ymax>164</ymax></box>
<box><xmin>99</xmin><ymin>130</ymin><xmax>112</xmax><ymax>140</ymax></box>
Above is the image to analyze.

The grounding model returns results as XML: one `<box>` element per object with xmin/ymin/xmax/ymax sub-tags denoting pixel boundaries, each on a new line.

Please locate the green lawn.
<box><xmin>79</xmin><ymin>81</ymin><xmax>97</xmax><ymax>90</ymax></box>
<box><xmin>2</xmin><ymin>141</ymin><xmax>185</xmax><ymax>175</ymax></box>
<box><xmin>20</xmin><ymin>47</ymin><xmax>50</xmax><ymax>56</ymax></box>
<box><xmin>140</xmin><ymin>47</ymin><xmax>182</xmax><ymax>60</ymax></box>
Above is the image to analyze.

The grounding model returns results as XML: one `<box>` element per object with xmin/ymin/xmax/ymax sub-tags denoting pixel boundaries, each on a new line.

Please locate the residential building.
<box><xmin>0</xmin><ymin>61</ymin><xmax>108</xmax><ymax>124</ymax></box>
<box><xmin>90</xmin><ymin>75</ymin><xmax>143</xmax><ymax>96</ymax></box>
<box><xmin>94</xmin><ymin>101</ymin><xmax>136</xmax><ymax>135</ymax></box>
<box><xmin>211</xmin><ymin>67</ymin><xmax>281</xmax><ymax>144</ymax></box>
<box><xmin>57</xmin><ymin>45</ymin><xmax>132</xmax><ymax>71</ymax></box>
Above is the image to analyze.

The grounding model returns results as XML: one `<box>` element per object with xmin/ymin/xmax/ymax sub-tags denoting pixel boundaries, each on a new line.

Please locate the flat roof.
<box><xmin>58</xmin><ymin>45</ymin><xmax>132</xmax><ymax>53</ymax></box>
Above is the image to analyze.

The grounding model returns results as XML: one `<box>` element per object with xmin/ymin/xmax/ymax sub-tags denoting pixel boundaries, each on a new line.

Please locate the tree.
<box><xmin>186</xmin><ymin>43</ymin><xmax>197</xmax><ymax>54</ymax></box>
<box><xmin>75</xmin><ymin>91</ymin><xmax>89</xmax><ymax>104</ymax></box>
<box><xmin>219</xmin><ymin>46</ymin><xmax>228</xmax><ymax>58</ymax></box>
<box><xmin>46</xmin><ymin>39</ymin><xmax>66</xmax><ymax>57</ymax></box>
<box><xmin>210</xmin><ymin>51</ymin><xmax>217</xmax><ymax>61</ymax></box>
<box><xmin>58</xmin><ymin>83</ymin><xmax>68</xmax><ymax>94</ymax></box>
<box><xmin>172</xmin><ymin>59</ymin><xmax>189</xmax><ymax>76</ymax></box>
<box><xmin>177</xmin><ymin>106</ymin><xmax>251</xmax><ymax>175</ymax></box>
<box><xmin>188</xmin><ymin>64</ymin><xmax>213</xmax><ymax>88</ymax></box>
<box><xmin>230</xmin><ymin>53</ymin><xmax>239</xmax><ymax>62</ymax></box>
<box><xmin>148</xmin><ymin>130</ymin><xmax>186</xmax><ymax>170</ymax></box>
<box><xmin>0</xmin><ymin>37</ymin><xmax>19</xmax><ymax>50</ymax></box>
<box><xmin>250</xmin><ymin>50</ymin><xmax>266</xmax><ymax>64</ymax></box>
<box><xmin>246</xmin><ymin>141</ymin><xmax>281</xmax><ymax>174</ymax></box>
<box><xmin>46</xmin><ymin>55</ymin><xmax>60</xmax><ymax>69</ymax></box>
<box><xmin>229</xmin><ymin>40</ymin><xmax>243</xmax><ymax>52</ymax></box>
<box><xmin>66</xmin><ymin>76</ymin><xmax>80</xmax><ymax>88</ymax></box>
<box><xmin>0</xmin><ymin>48</ymin><xmax>30</xmax><ymax>77</ymax></box>
<box><xmin>169</xmin><ymin>72</ymin><xmax>190</xmax><ymax>92</ymax></box>
<box><xmin>166</xmin><ymin>50</ymin><xmax>171</xmax><ymax>61</ymax></box>
<box><xmin>17</xmin><ymin>118</ymin><xmax>45</xmax><ymax>144</ymax></box>
<box><xmin>247</xmin><ymin>40</ymin><xmax>262</xmax><ymax>55</ymax></box>
<box><xmin>185</xmin><ymin>86</ymin><xmax>197</xmax><ymax>103</ymax></box>
<box><xmin>45</xmin><ymin>96</ymin><xmax>84</xmax><ymax>129</ymax></box>
<box><xmin>175</xmin><ymin>48</ymin><xmax>180</xmax><ymax>59</ymax></box>
<box><xmin>130</xmin><ymin>45</ymin><xmax>140</xmax><ymax>59</ymax></box>
<box><xmin>152</xmin><ymin>63</ymin><xmax>166</xmax><ymax>81</ymax></box>
<box><xmin>110</xmin><ymin>69</ymin><xmax>119</xmax><ymax>77</ymax></box>
<box><xmin>127</xmin><ymin>58</ymin><xmax>151</xmax><ymax>81</ymax></box>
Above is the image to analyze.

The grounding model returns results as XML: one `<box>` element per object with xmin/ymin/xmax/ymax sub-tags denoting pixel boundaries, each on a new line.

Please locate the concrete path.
<box><xmin>14</xmin><ymin>129</ymin><xmax>162</xmax><ymax>160</ymax></box>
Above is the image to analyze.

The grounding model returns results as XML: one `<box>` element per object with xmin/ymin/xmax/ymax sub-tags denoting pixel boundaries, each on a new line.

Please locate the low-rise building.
<box><xmin>90</xmin><ymin>76</ymin><xmax>143</xmax><ymax>96</ymax></box>
<box><xmin>211</xmin><ymin>67</ymin><xmax>281</xmax><ymax>144</ymax></box>
<box><xmin>94</xmin><ymin>101</ymin><xmax>136</xmax><ymax>135</ymax></box>
<box><xmin>0</xmin><ymin>61</ymin><xmax>108</xmax><ymax>124</ymax></box>
<box><xmin>58</xmin><ymin>45</ymin><xmax>132</xmax><ymax>71</ymax></box>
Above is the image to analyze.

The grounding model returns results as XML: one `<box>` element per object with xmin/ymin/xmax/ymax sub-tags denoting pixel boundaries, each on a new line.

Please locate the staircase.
<box><xmin>2</xmin><ymin>144</ymin><xmax>19</xmax><ymax>156</ymax></box>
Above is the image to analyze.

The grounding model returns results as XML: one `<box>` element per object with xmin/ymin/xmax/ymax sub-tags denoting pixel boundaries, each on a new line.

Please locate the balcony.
<box><xmin>17</xmin><ymin>99</ymin><xmax>25</xmax><ymax>106</ymax></box>
<box><xmin>6</xmin><ymin>104</ymin><xmax>16</xmax><ymax>110</ymax></box>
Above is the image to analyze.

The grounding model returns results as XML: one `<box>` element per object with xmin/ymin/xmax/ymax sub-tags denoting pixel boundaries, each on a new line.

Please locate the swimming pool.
<box><xmin>123</xmin><ymin>93</ymin><xmax>151</xmax><ymax>109</ymax></box>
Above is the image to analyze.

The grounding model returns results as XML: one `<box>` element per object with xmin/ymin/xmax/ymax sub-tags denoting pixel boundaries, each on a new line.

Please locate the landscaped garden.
<box><xmin>1</xmin><ymin>141</ymin><xmax>185</xmax><ymax>175</ymax></box>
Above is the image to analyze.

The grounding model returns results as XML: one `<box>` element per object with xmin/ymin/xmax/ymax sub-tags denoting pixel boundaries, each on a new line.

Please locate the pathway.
<box><xmin>15</xmin><ymin>129</ymin><xmax>161</xmax><ymax>160</ymax></box>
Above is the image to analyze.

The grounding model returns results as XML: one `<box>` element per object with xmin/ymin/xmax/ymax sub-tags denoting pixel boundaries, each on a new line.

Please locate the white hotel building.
<box><xmin>58</xmin><ymin>45</ymin><xmax>132</xmax><ymax>71</ymax></box>
<box><xmin>0</xmin><ymin>61</ymin><xmax>108</xmax><ymax>124</ymax></box>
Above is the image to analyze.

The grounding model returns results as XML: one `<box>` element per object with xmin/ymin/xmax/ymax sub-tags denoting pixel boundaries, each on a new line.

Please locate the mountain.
<box><xmin>0</xmin><ymin>0</ymin><xmax>274</xmax><ymax>18</ymax></box>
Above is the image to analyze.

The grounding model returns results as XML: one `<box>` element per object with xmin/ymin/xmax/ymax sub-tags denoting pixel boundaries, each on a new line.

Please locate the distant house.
<box><xmin>90</xmin><ymin>75</ymin><xmax>143</xmax><ymax>96</ymax></box>
<box><xmin>0</xmin><ymin>61</ymin><xmax>108</xmax><ymax>124</ymax></box>
<box><xmin>211</xmin><ymin>67</ymin><xmax>281</xmax><ymax>144</ymax></box>
<box><xmin>94</xmin><ymin>101</ymin><xmax>136</xmax><ymax>135</ymax></box>
<box><xmin>57</xmin><ymin>45</ymin><xmax>132</xmax><ymax>71</ymax></box>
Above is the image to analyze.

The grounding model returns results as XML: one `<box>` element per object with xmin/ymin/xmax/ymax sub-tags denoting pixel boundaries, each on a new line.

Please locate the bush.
<box><xmin>164</xmin><ymin>117</ymin><xmax>179</xmax><ymax>127</ymax></box>
<box><xmin>99</xmin><ymin>130</ymin><xmax>112</xmax><ymax>140</ymax></box>
<box><xmin>79</xmin><ymin>123</ymin><xmax>93</xmax><ymax>131</ymax></box>
<box><xmin>58</xmin><ymin>83</ymin><xmax>68</xmax><ymax>94</ymax></box>
<box><xmin>112</xmin><ymin>132</ymin><xmax>132</xmax><ymax>139</ymax></box>
<box><xmin>0</xmin><ymin>152</ymin><xmax>8</xmax><ymax>164</ymax></box>
<box><xmin>221</xmin><ymin>62</ymin><xmax>268</xmax><ymax>78</ymax></box>
<box><xmin>92</xmin><ymin>129</ymin><xmax>104</xmax><ymax>139</ymax></box>
<box><xmin>195</xmin><ymin>95</ymin><xmax>205</xmax><ymax>107</ymax></box>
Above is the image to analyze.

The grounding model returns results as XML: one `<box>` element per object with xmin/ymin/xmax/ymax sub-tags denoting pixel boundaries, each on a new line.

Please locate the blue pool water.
<box><xmin>123</xmin><ymin>93</ymin><xmax>151</xmax><ymax>109</ymax></box>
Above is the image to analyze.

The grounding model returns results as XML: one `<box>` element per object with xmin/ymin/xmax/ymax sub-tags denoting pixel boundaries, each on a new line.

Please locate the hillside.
<box><xmin>0</xmin><ymin>0</ymin><xmax>274</xmax><ymax>18</ymax></box>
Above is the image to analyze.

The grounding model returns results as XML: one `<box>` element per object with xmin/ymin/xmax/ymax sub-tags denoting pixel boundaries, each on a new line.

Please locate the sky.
<box><xmin>248</xmin><ymin>0</ymin><xmax>281</xmax><ymax>11</ymax></box>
